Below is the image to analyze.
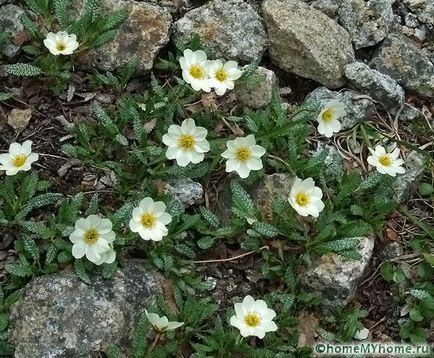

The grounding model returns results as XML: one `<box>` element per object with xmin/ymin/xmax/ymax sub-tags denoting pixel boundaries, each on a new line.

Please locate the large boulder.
<box><xmin>0</xmin><ymin>4</ymin><xmax>25</xmax><ymax>60</ymax></box>
<box><xmin>338</xmin><ymin>0</ymin><xmax>394</xmax><ymax>49</ymax></box>
<box><xmin>9</xmin><ymin>263</ymin><xmax>163</xmax><ymax>357</ymax></box>
<box><xmin>173</xmin><ymin>0</ymin><xmax>267</xmax><ymax>63</ymax></box>
<box><xmin>263</xmin><ymin>0</ymin><xmax>354</xmax><ymax>88</ymax></box>
<box><xmin>370</xmin><ymin>35</ymin><xmax>434</xmax><ymax>99</ymax></box>
<box><xmin>304</xmin><ymin>87</ymin><xmax>376</xmax><ymax>129</ymax></box>
<box><xmin>344</xmin><ymin>61</ymin><xmax>405</xmax><ymax>111</ymax></box>
<box><xmin>300</xmin><ymin>237</ymin><xmax>374</xmax><ymax>308</ymax></box>
<box><xmin>77</xmin><ymin>0</ymin><xmax>172</xmax><ymax>73</ymax></box>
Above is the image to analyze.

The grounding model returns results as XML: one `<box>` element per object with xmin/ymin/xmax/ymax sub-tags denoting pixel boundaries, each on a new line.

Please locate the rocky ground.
<box><xmin>0</xmin><ymin>0</ymin><xmax>434</xmax><ymax>357</ymax></box>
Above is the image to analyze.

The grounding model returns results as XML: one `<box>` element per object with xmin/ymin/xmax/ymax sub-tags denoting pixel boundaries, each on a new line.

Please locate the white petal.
<box><xmin>129</xmin><ymin>219</ymin><xmax>142</xmax><ymax>232</ymax></box>
<box><xmin>166</xmin><ymin>146</ymin><xmax>179</xmax><ymax>160</ymax></box>
<box><xmin>175</xmin><ymin>151</ymin><xmax>191</xmax><ymax>167</ymax></box>
<box><xmin>246</xmin><ymin>157</ymin><xmax>263</xmax><ymax>170</ymax></box>
<box><xmin>9</xmin><ymin>142</ymin><xmax>22</xmax><ymax>156</ymax></box>
<box><xmin>194</xmin><ymin>140</ymin><xmax>210</xmax><ymax>153</ymax></box>
<box><xmin>139</xmin><ymin>197</ymin><xmax>154</xmax><ymax>210</ymax></box>
<box><xmin>21</xmin><ymin>140</ymin><xmax>33</xmax><ymax>155</ymax></box>
<box><xmin>159</xmin><ymin>212</ymin><xmax>172</xmax><ymax>225</ymax></box>
<box><xmin>152</xmin><ymin>201</ymin><xmax>166</xmax><ymax>216</ymax></box>
<box><xmin>72</xmin><ymin>242</ymin><xmax>86</xmax><ymax>258</ymax></box>
<box><xmin>226</xmin><ymin>157</ymin><xmax>241</xmax><ymax>172</ymax></box>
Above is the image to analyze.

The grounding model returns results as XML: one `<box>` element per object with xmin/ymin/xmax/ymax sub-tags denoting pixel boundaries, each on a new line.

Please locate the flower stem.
<box><xmin>146</xmin><ymin>333</ymin><xmax>161</xmax><ymax>357</ymax></box>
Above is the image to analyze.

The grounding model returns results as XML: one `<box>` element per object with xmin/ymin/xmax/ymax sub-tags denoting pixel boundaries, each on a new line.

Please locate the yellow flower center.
<box><xmin>215</xmin><ymin>68</ymin><xmax>229</xmax><ymax>82</ymax></box>
<box><xmin>56</xmin><ymin>41</ymin><xmax>66</xmax><ymax>51</ymax></box>
<box><xmin>141</xmin><ymin>213</ymin><xmax>156</xmax><ymax>229</ymax></box>
<box><xmin>12</xmin><ymin>154</ymin><xmax>27</xmax><ymax>168</ymax></box>
<box><xmin>189</xmin><ymin>65</ymin><xmax>204</xmax><ymax>79</ymax></box>
<box><xmin>379</xmin><ymin>155</ymin><xmax>392</xmax><ymax>167</ymax></box>
<box><xmin>235</xmin><ymin>147</ymin><xmax>251</xmax><ymax>162</ymax></box>
<box><xmin>295</xmin><ymin>192</ymin><xmax>310</xmax><ymax>207</ymax></box>
<box><xmin>83</xmin><ymin>229</ymin><xmax>99</xmax><ymax>245</ymax></box>
<box><xmin>178</xmin><ymin>134</ymin><xmax>195</xmax><ymax>151</ymax></box>
<box><xmin>322</xmin><ymin>108</ymin><xmax>333</xmax><ymax>123</ymax></box>
<box><xmin>244</xmin><ymin>312</ymin><xmax>261</xmax><ymax>327</ymax></box>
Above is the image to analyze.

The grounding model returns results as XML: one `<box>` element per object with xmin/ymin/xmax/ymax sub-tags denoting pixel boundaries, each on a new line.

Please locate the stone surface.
<box><xmin>304</xmin><ymin>87</ymin><xmax>376</xmax><ymax>129</ymax></box>
<box><xmin>344</xmin><ymin>61</ymin><xmax>405</xmax><ymax>111</ymax></box>
<box><xmin>300</xmin><ymin>237</ymin><xmax>374</xmax><ymax>308</ymax></box>
<box><xmin>77</xmin><ymin>0</ymin><xmax>171</xmax><ymax>73</ymax></box>
<box><xmin>263</xmin><ymin>0</ymin><xmax>354</xmax><ymax>88</ymax></box>
<box><xmin>173</xmin><ymin>0</ymin><xmax>267</xmax><ymax>63</ymax></box>
<box><xmin>7</xmin><ymin>108</ymin><xmax>32</xmax><ymax>132</ymax></box>
<box><xmin>164</xmin><ymin>177</ymin><xmax>203</xmax><ymax>206</ymax></box>
<box><xmin>235</xmin><ymin>66</ymin><xmax>277</xmax><ymax>109</ymax></box>
<box><xmin>338</xmin><ymin>0</ymin><xmax>394</xmax><ymax>49</ymax></box>
<box><xmin>9</xmin><ymin>263</ymin><xmax>162</xmax><ymax>358</ymax></box>
<box><xmin>404</xmin><ymin>0</ymin><xmax>434</xmax><ymax>26</ymax></box>
<box><xmin>393</xmin><ymin>151</ymin><xmax>425</xmax><ymax>203</ymax></box>
<box><xmin>215</xmin><ymin>173</ymin><xmax>294</xmax><ymax>222</ymax></box>
<box><xmin>312</xmin><ymin>144</ymin><xmax>343</xmax><ymax>177</ymax></box>
<box><xmin>370</xmin><ymin>34</ymin><xmax>434</xmax><ymax>98</ymax></box>
<box><xmin>310</xmin><ymin>0</ymin><xmax>340</xmax><ymax>18</ymax></box>
<box><xmin>0</xmin><ymin>4</ymin><xmax>24</xmax><ymax>60</ymax></box>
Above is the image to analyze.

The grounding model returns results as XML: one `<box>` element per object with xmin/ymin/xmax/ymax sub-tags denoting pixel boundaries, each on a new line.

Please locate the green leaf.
<box><xmin>16</xmin><ymin>193</ymin><xmax>63</xmax><ymax>220</ymax></box>
<box><xmin>197</xmin><ymin>236</ymin><xmax>215</xmax><ymax>250</ymax></box>
<box><xmin>199</xmin><ymin>206</ymin><xmax>221</xmax><ymax>228</ymax></box>
<box><xmin>230</xmin><ymin>180</ymin><xmax>255</xmax><ymax>218</ymax></box>
<box><xmin>251</xmin><ymin>221</ymin><xmax>280</xmax><ymax>238</ymax></box>
<box><xmin>132</xmin><ymin>311</ymin><xmax>149</xmax><ymax>358</ymax></box>
<box><xmin>3</xmin><ymin>63</ymin><xmax>42</xmax><ymax>77</ymax></box>
<box><xmin>5</xmin><ymin>258</ymin><xmax>33</xmax><ymax>277</ymax></box>
<box><xmin>105</xmin><ymin>344</ymin><xmax>122</xmax><ymax>358</ymax></box>
<box><xmin>102</xmin><ymin>261</ymin><xmax>117</xmax><ymax>279</ymax></box>
<box><xmin>380</xmin><ymin>261</ymin><xmax>394</xmax><ymax>282</ymax></box>
<box><xmin>409</xmin><ymin>307</ymin><xmax>424</xmax><ymax>322</ymax></box>
<box><xmin>74</xmin><ymin>259</ymin><xmax>91</xmax><ymax>284</ymax></box>
<box><xmin>23</xmin><ymin>236</ymin><xmax>40</xmax><ymax>260</ymax></box>
<box><xmin>85</xmin><ymin>193</ymin><xmax>99</xmax><ymax>215</ymax></box>
<box><xmin>0</xmin><ymin>313</ymin><xmax>8</xmax><ymax>332</ymax></box>
<box><xmin>45</xmin><ymin>244</ymin><xmax>57</xmax><ymax>264</ymax></box>
<box><xmin>0</xmin><ymin>92</ymin><xmax>13</xmax><ymax>101</ymax></box>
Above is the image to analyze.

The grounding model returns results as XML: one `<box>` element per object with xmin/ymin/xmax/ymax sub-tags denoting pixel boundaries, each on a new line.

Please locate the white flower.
<box><xmin>69</xmin><ymin>215</ymin><xmax>116</xmax><ymax>265</ymax></box>
<box><xmin>44</xmin><ymin>31</ymin><xmax>79</xmax><ymax>56</ymax></box>
<box><xmin>0</xmin><ymin>140</ymin><xmax>39</xmax><ymax>176</ymax></box>
<box><xmin>162</xmin><ymin>118</ymin><xmax>210</xmax><ymax>167</ymax></box>
<box><xmin>221</xmin><ymin>135</ymin><xmax>266</xmax><ymax>179</ymax></box>
<box><xmin>145</xmin><ymin>310</ymin><xmax>184</xmax><ymax>333</ymax></box>
<box><xmin>179</xmin><ymin>49</ymin><xmax>211</xmax><ymax>92</ymax></box>
<box><xmin>229</xmin><ymin>295</ymin><xmax>277</xmax><ymax>339</ymax></box>
<box><xmin>207</xmin><ymin>59</ymin><xmax>243</xmax><ymax>96</ymax></box>
<box><xmin>367</xmin><ymin>145</ymin><xmax>405</xmax><ymax>177</ymax></box>
<box><xmin>317</xmin><ymin>100</ymin><xmax>345</xmax><ymax>138</ymax></box>
<box><xmin>288</xmin><ymin>178</ymin><xmax>325</xmax><ymax>218</ymax></box>
<box><xmin>129</xmin><ymin>197</ymin><xmax>172</xmax><ymax>241</ymax></box>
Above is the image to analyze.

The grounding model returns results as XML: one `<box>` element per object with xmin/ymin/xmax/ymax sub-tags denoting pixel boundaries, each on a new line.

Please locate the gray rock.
<box><xmin>0</xmin><ymin>4</ymin><xmax>24</xmax><ymax>60</ymax></box>
<box><xmin>393</xmin><ymin>151</ymin><xmax>425</xmax><ymax>203</ymax></box>
<box><xmin>300</xmin><ymin>237</ymin><xmax>374</xmax><ymax>308</ymax></box>
<box><xmin>382</xmin><ymin>242</ymin><xmax>404</xmax><ymax>260</ymax></box>
<box><xmin>338</xmin><ymin>0</ymin><xmax>394</xmax><ymax>49</ymax></box>
<box><xmin>173</xmin><ymin>0</ymin><xmax>267</xmax><ymax>63</ymax></box>
<box><xmin>344</xmin><ymin>61</ymin><xmax>405</xmax><ymax>111</ymax></box>
<box><xmin>235</xmin><ymin>66</ymin><xmax>277</xmax><ymax>109</ymax></box>
<box><xmin>312</xmin><ymin>144</ymin><xmax>343</xmax><ymax>177</ymax></box>
<box><xmin>304</xmin><ymin>87</ymin><xmax>376</xmax><ymax>129</ymax></box>
<box><xmin>370</xmin><ymin>34</ymin><xmax>434</xmax><ymax>98</ymax></box>
<box><xmin>9</xmin><ymin>263</ymin><xmax>163</xmax><ymax>358</ymax></box>
<box><xmin>7</xmin><ymin>108</ymin><xmax>32</xmax><ymax>132</ymax></box>
<box><xmin>263</xmin><ymin>0</ymin><xmax>354</xmax><ymax>88</ymax></box>
<box><xmin>77</xmin><ymin>0</ymin><xmax>171</xmax><ymax>73</ymax></box>
<box><xmin>164</xmin><ymin>177</ymin><xmax>203</xmax><ymax>206</ymax></box>
<box><xmin>405</xmin><ymin>12</ymin><xmax>420</xmax><ymax>28</ymax></box>
<box><xmin>310</xmin><ymin>0</ymin><xmax>341</xmax><ymax>18</ymax></box>
<box><xmin>404</xmin><ymin>0</ymin><xmax>434</xmax><ymax>26</ymax></box>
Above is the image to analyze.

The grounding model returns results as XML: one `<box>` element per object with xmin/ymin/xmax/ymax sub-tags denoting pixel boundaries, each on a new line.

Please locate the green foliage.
<box><xmin>3</xmin><ymin>63</ymin><xmax>42</xmax><ymax>77</ymax></box>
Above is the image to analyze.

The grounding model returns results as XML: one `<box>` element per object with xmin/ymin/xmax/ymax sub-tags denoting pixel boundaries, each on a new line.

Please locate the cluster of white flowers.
<box><xmin>162</xmin><ymin>118</ymin><xmax>267</xmax><ymax>178</ymax></box>
<box><xmin>144</xmin><ymin>294</ymin><xmax>278</xmax><ymax>339</ymax></box>
<box><xmin>180</xmin><ymin>49</ymin><xmax>243</xmax><ymax>96</ymax></box>
<box><xmin>44</xmin><ymin>31</ymin><xmax>79</xmax><ymax>56</ymax></box>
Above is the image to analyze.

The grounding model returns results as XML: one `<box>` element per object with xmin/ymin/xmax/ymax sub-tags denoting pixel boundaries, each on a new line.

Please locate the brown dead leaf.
<box><xmin>12</xmin><ymin>31</ymin><xmax>32</xmax><ymax>45</ymax></box>
<box><xmin>297</xmin><ymin>312</ymin><xmax>319</xmax><ymax>348</ymax></box>
<box><xmin>385</xmin><ymin>227</ymin><xmax>398</xmax><ymax>241</ymax></box>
